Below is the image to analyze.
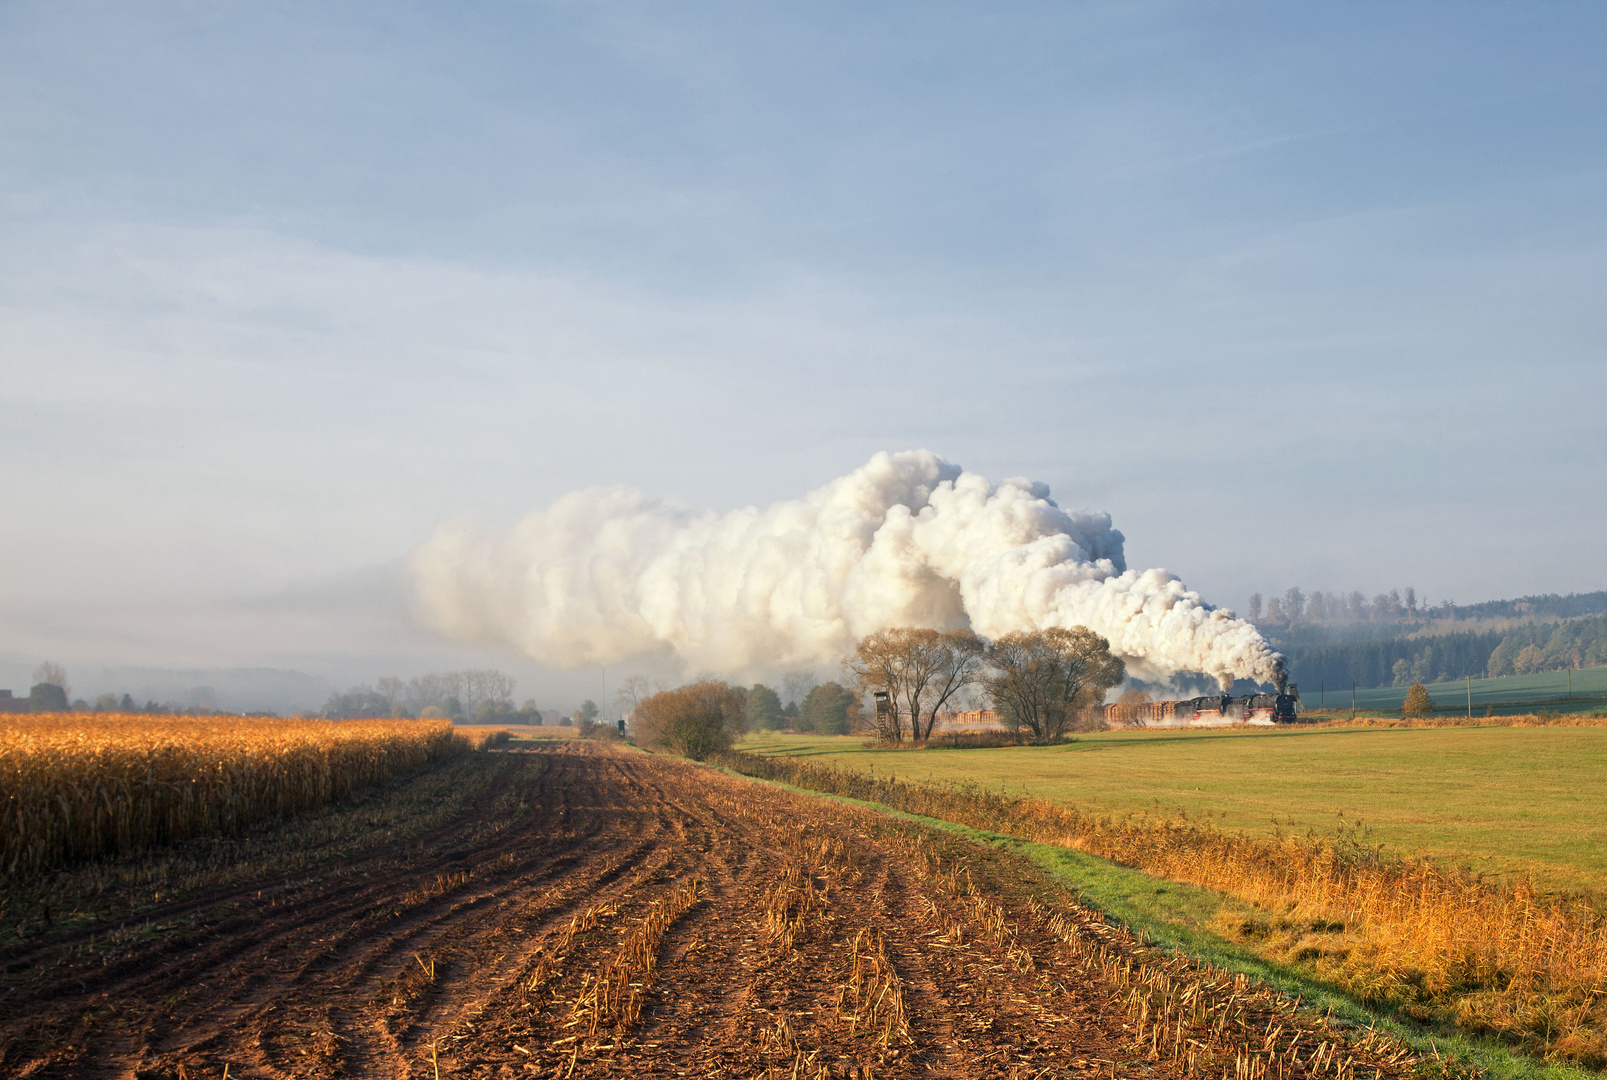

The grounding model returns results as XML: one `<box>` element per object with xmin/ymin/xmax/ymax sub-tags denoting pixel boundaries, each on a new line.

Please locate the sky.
<box><xmin>2</xmin><ymin>2</ymin><xmax>1604</xmax><ymax>709</ymax></box>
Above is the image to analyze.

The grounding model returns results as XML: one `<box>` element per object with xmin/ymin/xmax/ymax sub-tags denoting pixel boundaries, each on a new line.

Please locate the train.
<box><xmin>1102</xmin><ymin>686</ymin><xmax>1300</xmax><ymax>727</ymax></box>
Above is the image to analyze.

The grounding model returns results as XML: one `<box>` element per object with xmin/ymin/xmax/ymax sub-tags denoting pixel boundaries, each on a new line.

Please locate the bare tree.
<box><xmin>459</xmin><ymin>669</ymin><xmax>515</xmax><ymax>711</ymax></box>
<box><xmin>1248</xmin><ymin>593</ymin><xmax>1263</xmax><ymax>621</ymax></box>
<box><xmin>614</xmin><ymin>674</ymin><xmax>656</xmax><ymax>719</ymax></box>
<box><xmin>846</xmin><ymin>630</ymin><xmax>932</xmax><ymax>743</ymax></box>
<box><xmin>981</xmin><ymin>628</ymin><xmax>1125</xmax><ymax>740</ymax></box>
<box><xmin>781</xmin><ymin>670</ymin><xmax>818</xmax><ymax>711</ymax></box>
<box><xmin>376</xmin><ymin>676</ymin><xmax>406</xmax><ymax>715</ymax></box>
<box><xmin>396</xmin><ymin>669</ymin><xmax>513</xmax><ymax>716</ymax></box>
<box><xmin>845</xmin><ymin>628</ymin><xmax>983</xmax><ymax>743</ymax></box>
<box><xmin>32</xmin><ymin>661</ymin><xmax>69</xmax><ymax>699</ymax></box>
<box><xmin>914</xmin><ymin>630</ymin><xmax>985</xmax><ymax>740</ymax></box>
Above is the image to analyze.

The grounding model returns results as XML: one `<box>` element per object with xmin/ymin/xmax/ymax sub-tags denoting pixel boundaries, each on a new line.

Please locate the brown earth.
<box><xmin>0</xmin><ymin>744</ymin><xmax>1418</xmax><ymax>1079</ymax></box>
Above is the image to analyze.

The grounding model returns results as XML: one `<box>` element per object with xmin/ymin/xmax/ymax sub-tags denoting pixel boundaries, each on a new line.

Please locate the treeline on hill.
<box><xmin>1248</xmin><ymin>586</ymin><xmax>1607</xmax><ymax>629</ymax></box>
<box><xmin>1279</xmin><ymin>612</ymin><xmax>1607</xmax><ymax>690</ymax></box>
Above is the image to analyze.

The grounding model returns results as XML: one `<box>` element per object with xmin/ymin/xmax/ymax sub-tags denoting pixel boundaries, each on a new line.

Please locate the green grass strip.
<box><xmin>716</xmin><ymin>763</ymin><xmax>1600</xmax><ymax>1080</ymax></box>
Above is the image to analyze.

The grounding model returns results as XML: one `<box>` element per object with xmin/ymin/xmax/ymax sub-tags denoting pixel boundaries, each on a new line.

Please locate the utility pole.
<box><xmin>1568</xmin><ymin>668</ymin><xmax>1572</xmax><ymax>699</ymax></box>
<box><xmin>1351</xmin><ymin>681</ymin><xmax>1356</xmax><ymax>718</ymax></box>
<box><xmin>1320</xmin><ymin>680</ymin><xmax>1325</xmax><ymax>710</ymax></box>
<box><xmin>1466</xmin><ymin>675</ymin><xmax>1472</xmax><ymax>719</ymax></box>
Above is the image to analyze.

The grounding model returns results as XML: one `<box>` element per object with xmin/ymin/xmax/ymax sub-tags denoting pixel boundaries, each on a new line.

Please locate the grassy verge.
<box><xmin>722</xmin><ymin>763</ymin><xmax>1598</xmax><ymax>1080</ymax></box>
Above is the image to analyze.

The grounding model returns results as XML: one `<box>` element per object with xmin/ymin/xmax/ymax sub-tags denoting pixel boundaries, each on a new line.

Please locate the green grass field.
<box><xmin>1301</xmin><ymin>664</ymin><xmax>1607</xmax><ymax>714</ymax></box>
<box><xmin>740</xmin><ymin>724</ymin><xmax>1607</xmax><ymax>896</ymax></box>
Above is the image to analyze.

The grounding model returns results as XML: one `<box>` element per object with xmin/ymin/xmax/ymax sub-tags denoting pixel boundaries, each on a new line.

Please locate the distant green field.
<box><xmin>740</xmin><ymin>725</ymin><xmax>1607</xmax><ymax>896</ymax></box>
<box><xmin>1300</xmin><ymin>664</ymin><xmax>1607</xmax><ymax>714</ymax></box>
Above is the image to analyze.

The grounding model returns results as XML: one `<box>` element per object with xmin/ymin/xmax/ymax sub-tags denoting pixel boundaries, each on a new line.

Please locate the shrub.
<box><xmin>1402</xmin><ymin>682</ymin><xmax>1435</xmax><ymax>717</ymax></box>
<box><xmin>28</xmin><ymin>683</ymin><xmax>69</xmax><ymax>712</ymax></box>
<box><xmin>632</xmin><ymin>681</ymin><xmax>746</xmax><ymax>761</ymax></box>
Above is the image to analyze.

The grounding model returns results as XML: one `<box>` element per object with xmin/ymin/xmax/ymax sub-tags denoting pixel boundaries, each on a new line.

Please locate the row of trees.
<box><xmin>1250</xmin><ymin>588</ymin><xmax>1607</xmax><ymax>633</ymax></box>
<box><xmin>847</xmin><ymin>626</ymin><xmax>1124</xmax><ymax>742</ymax></box>
<box><xmin>10</xmin><ymin>663</ymin><xmax>175</xmax><ymax>714</ymax></box>
<box><xmin>631</xmin><ymin>680</ymin><xmax>867</xmax><ymax>760</ymax></box>
<box><xmin>627</xmin><ymin>625</ymin><xmax>1128</xmax><ymax>760</ymax></box>
<box><xmin>1248</xmin><ymin>587</ymin><xmax>1445</xmax><ymax>627</ymax></box>
<box><xmin>323</xmin><ymin>669</ymin><xmax>527</xmax><ymax>721</ymax></box>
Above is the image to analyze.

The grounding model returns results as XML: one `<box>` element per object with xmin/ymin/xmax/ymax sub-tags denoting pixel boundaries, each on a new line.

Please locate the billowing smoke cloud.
<box><xmin>411</xmin><ymin>451</ymin><xmax>1285</xmax><ymax>688</ymax></box>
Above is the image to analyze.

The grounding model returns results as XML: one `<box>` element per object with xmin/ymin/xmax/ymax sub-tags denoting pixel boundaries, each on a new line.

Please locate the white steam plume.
<box><xmin>411</xmin><ymin>451</ymin><xmax>1285</xmax><ymax>688</ymax></box>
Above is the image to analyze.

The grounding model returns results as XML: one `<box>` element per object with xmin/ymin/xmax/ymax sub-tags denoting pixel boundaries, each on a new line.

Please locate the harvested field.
<box><xmin>1</xmin><ymin>744</ymin><xmax>1420</xmax><ymax>1079</ymax></box>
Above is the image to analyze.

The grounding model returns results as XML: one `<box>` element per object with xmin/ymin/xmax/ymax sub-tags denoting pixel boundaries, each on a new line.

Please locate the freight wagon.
<box><xmin>1103</xmin><ymin>688</ymin><xmax>1299</xmax><ymax>727</ymax></box>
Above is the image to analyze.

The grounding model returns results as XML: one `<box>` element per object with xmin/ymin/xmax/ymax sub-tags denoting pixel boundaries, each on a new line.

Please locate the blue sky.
<box><xmin>2</xmin><ymin>2</ymin><xmax>1604</xmax><ymax>703</ymax></box>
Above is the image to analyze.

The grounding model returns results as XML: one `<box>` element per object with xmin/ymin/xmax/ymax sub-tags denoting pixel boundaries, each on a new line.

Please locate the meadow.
<box><xmin>1301</xmin><ymin>665</ymin><xmax>1607</xmax><ymax>716</ymax></box>
<box><xmin>741</xmin><ymin>723</ymin><xmax>1607</xmax><ymax>896</ymax></box>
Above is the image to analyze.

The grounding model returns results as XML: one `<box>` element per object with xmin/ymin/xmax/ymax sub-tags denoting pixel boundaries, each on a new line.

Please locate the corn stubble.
<box><xmin>1</xmin><ymin>713</ymin><xmax>479</xmax><ymax>874</ymax></box>
<box><xmin>720</xmin><ymin>748</ymin><xmax>1607</xmax><ymax>1067</ymax></box>
<box><xmin>571</xmin><ymin>878</ymin><xmax>705</xmax><ymax>1034</ymax></box>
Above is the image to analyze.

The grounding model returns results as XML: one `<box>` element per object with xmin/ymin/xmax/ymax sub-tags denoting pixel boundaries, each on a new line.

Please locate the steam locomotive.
<box><xmin>1103</xmin><ymin>686</ymin><xmax>1300</xmax><ymax>727</ymax></box>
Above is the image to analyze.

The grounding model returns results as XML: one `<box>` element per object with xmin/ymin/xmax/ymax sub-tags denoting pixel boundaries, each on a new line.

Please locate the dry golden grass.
<box><xmin>2</xmin><ymin>713</ymin><xmax>465</xmax><ymax>874</ymax></box>
<box><xmin>721</xmin><ymin>748</ymin><xmax>1607</xmax><ymax>1067</ymax></box>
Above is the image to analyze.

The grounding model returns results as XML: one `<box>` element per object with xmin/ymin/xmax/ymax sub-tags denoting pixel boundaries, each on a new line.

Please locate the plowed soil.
<box><xmin>1</xmin><ymin>744</ymin><xmax>1415</xmax><ymax>1079</ymax></box>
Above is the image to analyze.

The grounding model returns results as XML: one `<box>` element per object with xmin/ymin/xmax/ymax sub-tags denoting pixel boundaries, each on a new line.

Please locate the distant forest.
<box><xmin>1263</xmin><ymin>595</ymin><xmax>1607</xmax><ymax>690</ymax></box>
<box><xmin>1247</xmin><ymin>586</ymin><xmax>1607</xmax><ymax>629</ymax></box>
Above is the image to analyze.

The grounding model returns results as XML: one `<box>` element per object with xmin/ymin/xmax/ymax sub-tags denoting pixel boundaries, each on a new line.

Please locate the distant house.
<box><xmin>0</xmin><ymin>689</ymin><xmax>29</xmax><ymax>713</ymax></box>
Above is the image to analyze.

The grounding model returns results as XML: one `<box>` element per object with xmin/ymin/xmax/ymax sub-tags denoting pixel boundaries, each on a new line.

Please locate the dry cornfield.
<box><xmin>0</xmin><ymin>713</ymin><xmax>470</xmax><ymax>873</ymax></box>
<box><xmin>720</xmin><ymin>748</ymin><xmax>1607</xmax><ymax>1067</ymax></box>
<box><xmin>0</xmin><ymin>742</ymin><xmax>1426</xmax><ymax>1079</ymax></box>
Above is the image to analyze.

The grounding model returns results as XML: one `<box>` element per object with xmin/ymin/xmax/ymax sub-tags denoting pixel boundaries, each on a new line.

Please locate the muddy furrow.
<box><xmin>0</xmin><ymin>747</ymin><xmax>626</xmax><ymax>1077</ymax></box>
<box><xmin>168</xmin><ymin>752</ymin><xmax>682</xmax><ymax>1080</ymax></box>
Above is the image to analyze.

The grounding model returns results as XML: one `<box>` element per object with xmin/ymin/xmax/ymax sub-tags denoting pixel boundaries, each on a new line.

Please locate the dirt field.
<box><xmin>1</xmin><ymin>744</ymin><xmax>1415</xmax><ymax>1079</ymax></box>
